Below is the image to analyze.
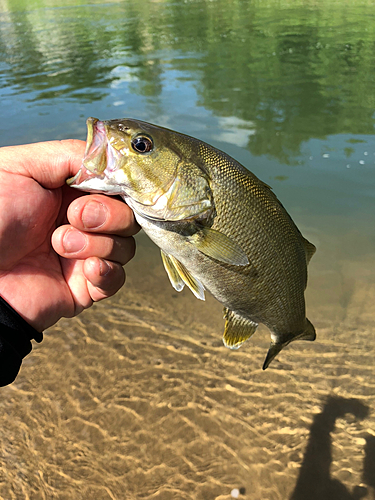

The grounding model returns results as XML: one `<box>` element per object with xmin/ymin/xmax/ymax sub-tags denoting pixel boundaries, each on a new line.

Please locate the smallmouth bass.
<box><xmin>68</xmin><ymin>117</ymin><xmax>316</xmax><ymax>369</ymax></box>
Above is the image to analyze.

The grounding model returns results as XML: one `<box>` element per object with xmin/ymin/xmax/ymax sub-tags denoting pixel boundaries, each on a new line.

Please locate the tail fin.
<box><xmin>263</xmin><ymin>319</ymin><xmax>316</xmax><ymax>370</ymax></box>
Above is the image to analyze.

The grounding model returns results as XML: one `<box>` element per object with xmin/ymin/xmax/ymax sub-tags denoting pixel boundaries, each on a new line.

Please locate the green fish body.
<box><xmin>68</xmin><ymin>117</ymin><xmax>316</xmax><ymax>369</ymax></box>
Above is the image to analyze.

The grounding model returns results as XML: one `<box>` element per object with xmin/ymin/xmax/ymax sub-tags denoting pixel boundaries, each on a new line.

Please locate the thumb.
<box><xmin>0</xmin><ymin>139</ymin><xmax>86</xmax><ymax>189</ymax></box>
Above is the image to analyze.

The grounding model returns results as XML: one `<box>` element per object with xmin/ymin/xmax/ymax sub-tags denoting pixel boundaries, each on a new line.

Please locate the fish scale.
<box><xmin>68</xmin><ymin>117</ymin><xmax>316</xmax><ymax>369</ymax></box>
<box><xmin>198</xmin><ymin>141</ymin><xmax>307</xmax><ymax>326</ymax></box>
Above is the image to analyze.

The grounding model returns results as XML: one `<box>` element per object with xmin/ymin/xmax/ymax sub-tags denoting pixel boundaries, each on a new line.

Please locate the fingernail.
<box><xmin>99</xmin><ymin>259</ymin><xmax>111</xmax><ymax>277</ymax></box>
<box><xmin>82</xmin><ymin>201</ymin><xmax>107</xmax><ymax>229</ymax></box>
<box><xmin>63</xmin><ymin>229</ymin><xmax>87</xmax><ymax>253</ymax></box>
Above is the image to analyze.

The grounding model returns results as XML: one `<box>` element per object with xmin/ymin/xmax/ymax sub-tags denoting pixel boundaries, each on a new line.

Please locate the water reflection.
<box><xmin>1</xmin><ymin>0</ymin><xmax>374</xmax><ymax>161</ymax></box>
<box><xmin>0</xmin><ymin>5</ymin><xmax>116</xmax><ymax>101</ymax></box>
<box><xmin>291</xmin><ymin>397</ymin><xmax>372</xmax><ymax>500</ymax></box>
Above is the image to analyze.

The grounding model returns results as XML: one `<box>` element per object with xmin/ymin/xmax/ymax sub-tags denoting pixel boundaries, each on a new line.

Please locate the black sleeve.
<box><xmin>0</xmin><ymin>296</ymin><xmax>43</xmax><ymax>387</ymax></box>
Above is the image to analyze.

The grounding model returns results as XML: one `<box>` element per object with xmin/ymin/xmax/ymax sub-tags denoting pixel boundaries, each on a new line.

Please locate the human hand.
<box><xmin>0</xmin><ymin>140</ymin><xmax>139</xmax><ymax>332</ymax></box>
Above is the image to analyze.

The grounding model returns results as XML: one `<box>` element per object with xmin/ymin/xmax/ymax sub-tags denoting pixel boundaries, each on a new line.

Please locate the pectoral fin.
<box><xmin>161</xmin><ymin>251</ymin><xmax>205</xmax><ymax>301</ymax></box>
<box><xmin>222</xmin><ymin>309</ymin><xmax>258</xmax><ymax>349</ymax></box>
<box><xmin>263</xmin><ymin>318</ymin><xmax>316</xmax><ymax>370</ymax></box>
<box><xmin>189</xmin><ymin>228</ymin><xmax>249</xmax><ymax>266</ymax></box>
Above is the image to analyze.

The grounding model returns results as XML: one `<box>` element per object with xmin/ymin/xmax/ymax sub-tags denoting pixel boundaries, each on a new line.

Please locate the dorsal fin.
<box><xmin>302</xmin><ymin>237</ymin><xmax>316</xmax><ymax>265</ymax></box>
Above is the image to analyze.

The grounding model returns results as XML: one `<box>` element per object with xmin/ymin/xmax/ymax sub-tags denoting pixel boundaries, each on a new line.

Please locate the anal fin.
<box><xmin>222</xmin><ymin>308</ymin><xmax>258</xmax><ymax>350</ymax></box>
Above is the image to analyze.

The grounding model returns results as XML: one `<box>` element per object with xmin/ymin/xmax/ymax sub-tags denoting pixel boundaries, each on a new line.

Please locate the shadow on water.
<box><xmin>363</xmin><ymin>435</ymin><xmax>375</xmax><ymax>490</ymax></box>
<box><xmin>290</xmin><ymin>396</ymin><xmax>374</xmax><ymax>500</ymax></box>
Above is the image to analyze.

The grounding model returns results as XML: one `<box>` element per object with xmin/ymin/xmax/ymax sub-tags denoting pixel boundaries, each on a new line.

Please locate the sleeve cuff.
<box><xmin>0</xmin><ymin>296</ymin><xmax>43</xmax><ymax>386</ymax></box>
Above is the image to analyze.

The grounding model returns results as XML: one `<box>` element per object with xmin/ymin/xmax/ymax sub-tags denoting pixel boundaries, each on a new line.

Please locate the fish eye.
<box><xmin>131</xmin><ymin>135</ymin><xmax>154</xmax><ymax>154</ymax></box>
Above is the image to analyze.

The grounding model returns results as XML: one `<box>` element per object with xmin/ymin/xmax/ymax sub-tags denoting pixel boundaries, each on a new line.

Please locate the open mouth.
<box><xmin>67</xmin><ymin>117</ymin><xmax>109</xmax><ymax>187</ymax></box>
<box><xmin>66</xmin><ymin>117</ymin><xmax>125</xmax><ymax>195</ymax></box>
<box><xmin>82</xmin><ymin>117</ymin><xmax>108</xmax><ymax>174</ymax></box>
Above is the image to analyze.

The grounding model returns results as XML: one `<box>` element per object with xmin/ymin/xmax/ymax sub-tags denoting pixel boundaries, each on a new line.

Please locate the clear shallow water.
<box><xmin>0</xmin><ymin>0</ymin><xmax>375</xmax><ymax>498</ymax></box>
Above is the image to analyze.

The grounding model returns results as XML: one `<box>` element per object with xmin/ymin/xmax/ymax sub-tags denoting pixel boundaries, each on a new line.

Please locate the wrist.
<box><xmin>0</xmin><ymin>296</ymin><xmax>43</xmax><ymax>342</ymax></box>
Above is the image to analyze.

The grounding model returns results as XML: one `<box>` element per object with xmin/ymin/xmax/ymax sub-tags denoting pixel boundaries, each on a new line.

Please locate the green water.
<box><xmin>1</xmin><ymin>1</ymin><xmax>375</xmax><ymax>499</ymax></box>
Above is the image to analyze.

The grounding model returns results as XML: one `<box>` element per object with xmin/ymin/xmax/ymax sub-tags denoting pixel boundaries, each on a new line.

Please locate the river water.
<box><xmin>0</xmin><ymin>0</ymin><xmax>375</xmax><ymax>498</ymax></box>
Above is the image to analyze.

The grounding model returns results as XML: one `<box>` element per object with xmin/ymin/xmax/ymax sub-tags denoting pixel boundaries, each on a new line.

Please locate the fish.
<box><xmin>68</xmin><ymin>117</ymin><xmax>316</xmax><ymax>369</ymax></box>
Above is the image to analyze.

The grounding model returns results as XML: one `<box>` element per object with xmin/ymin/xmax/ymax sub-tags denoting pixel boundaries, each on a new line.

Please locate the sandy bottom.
<box><xmin>1</xmin><ymin>229</ymin><xmax>375</xmax><ymax>500</ymax></box>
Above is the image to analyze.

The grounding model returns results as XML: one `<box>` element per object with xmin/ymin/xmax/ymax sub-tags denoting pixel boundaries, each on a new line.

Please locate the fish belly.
<box><xmin>135</xmin><ymin>212</ymin><xmax>307</xmax><ymax>337</ymax></box>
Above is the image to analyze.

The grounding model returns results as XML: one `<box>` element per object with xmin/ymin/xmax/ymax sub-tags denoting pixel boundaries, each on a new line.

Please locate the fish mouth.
<box><xmin>82</xmin><ymin>117</ymin><xmax>108</xmax><ymax>174</ymax></box>
<box><xmin>67</xmin><ymin>117</ymin><xmax>177</xmax><ymax>206</ymax></box>
<box><xmin>67</xmin><ymin>117</ymin><xmax>123</xmax><ymax>193</ymax></box>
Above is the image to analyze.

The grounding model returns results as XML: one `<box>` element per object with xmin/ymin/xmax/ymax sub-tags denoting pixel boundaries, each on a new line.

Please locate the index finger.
<box><xmin>67</xmin><ymin>194</ymin><xmax>141</xmax><ymax>237</ymax></box>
